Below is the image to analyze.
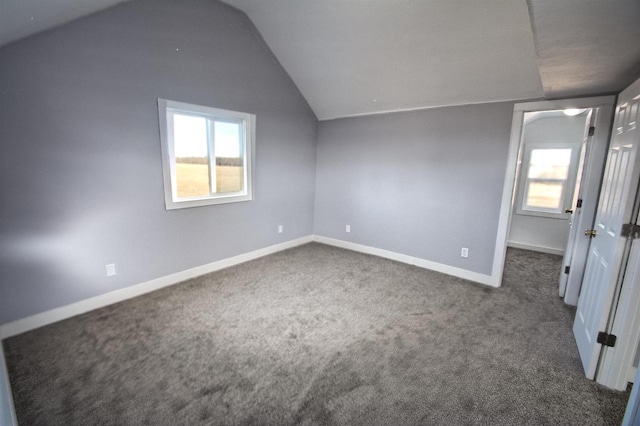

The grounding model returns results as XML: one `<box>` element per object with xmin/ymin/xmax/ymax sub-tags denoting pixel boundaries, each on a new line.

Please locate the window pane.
<box><xmin>174</xmin><ymin>114</ymin><xmax>210</xmax><ymax>198</ymax></box>
<box><xmin>528</xmin><ymin>148</ymin><xmax>571</xmax><ymax>180</ymax></box>
<box><xmin>525</xmin><ymin>181</ymin><xmax>564</xmax><ymax>210</ymax></box>
<box><xmin>214</xmin><ymin>121</ymin><xmax>243</xmax><ymax>193</ymax></box>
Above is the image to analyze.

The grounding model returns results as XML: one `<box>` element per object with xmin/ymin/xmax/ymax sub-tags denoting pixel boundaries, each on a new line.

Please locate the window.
<box><xmin>158</xmin><ymin>99</ymin><xmax>254</xmax><ymax>209</ymax></box>
<box><xmin>516</xmin><ymin>143</ymin><xmax>581</xmax><ymax>217</ymax></box>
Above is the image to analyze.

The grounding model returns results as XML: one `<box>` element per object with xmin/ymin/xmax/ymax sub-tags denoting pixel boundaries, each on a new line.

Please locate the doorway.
<box><xmin>492</xmin><ymin>96</ymin><xmax>616</xmax><ymax>296</ymax></box>
<box><xmin>507</xmin><ymin>109</ymin><xmax>591</xmax><ymax>257</ymax></box>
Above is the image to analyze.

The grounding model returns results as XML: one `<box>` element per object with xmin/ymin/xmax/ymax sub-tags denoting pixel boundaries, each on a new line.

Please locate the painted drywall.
<box><xmin>313</xmin><ymin>103</ymin><xmax>515</xmax><ymax>276</ymax></box>
<box><xmin>508</xmin><ymin>114</ymin><xmax>589</xmax><ymax>254</ymax></box>
<box><xmin>0</xmin><ymin>346</ymin><xmax>16</xmax><ymax>425</ymax></box>
<box><xmin>508</xmin><ymin>215</ymin><xmax>569</xmax><ymax>254</ymax></box>
<box><xmin>0</xmin><ymin>0</ymin><xmax>317</xmax><ymax>324</ymax></box>
<box><xmin>0</xmin><ymin>0</ymin><xmax>129</xmax><ymax>48</ymax></box>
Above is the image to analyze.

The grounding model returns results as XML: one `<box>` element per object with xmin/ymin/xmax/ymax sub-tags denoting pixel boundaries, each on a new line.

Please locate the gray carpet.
<box><xmin>3</xmin><ymin>243</ymin><xmax>630</xmax><ymax>425</ymax></box>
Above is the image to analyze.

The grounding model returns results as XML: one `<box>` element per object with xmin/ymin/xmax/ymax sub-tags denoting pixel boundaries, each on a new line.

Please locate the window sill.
<box><xmin>514</xmin><ymin>209</ymin><xmax>570</xmax><ymax>220</ymax></box>
<box><xmin>165</xmin><ymin>193</ymin><xmax>252</xmax><ymax>210</ymax></box>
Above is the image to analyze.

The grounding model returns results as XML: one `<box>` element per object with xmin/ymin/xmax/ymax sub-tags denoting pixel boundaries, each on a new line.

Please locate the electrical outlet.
<box><xmin>278</xmin><ymin>225</ymin><xmax>283</xmax><ymax>233</ymax></box>
<box><xmin>106</xmin><ymin>263</ymin><xmax>117</xmax><ymax>277</ymax></box>
<box><xmin>461</xmin><ymin>248</ymin><xmax>469</xmax><ymax>258</ymax></box>
<box><xmin>346</xmin><ymin>225</ymin><xmax>351</xmax><ymax>233</ymax></box>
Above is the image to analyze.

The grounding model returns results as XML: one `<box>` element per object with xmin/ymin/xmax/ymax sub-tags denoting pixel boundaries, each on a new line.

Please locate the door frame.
<box><xmin>491</xmin><ymin>95</ymin><xmax>616</xmax><ymax>287</ymax></box>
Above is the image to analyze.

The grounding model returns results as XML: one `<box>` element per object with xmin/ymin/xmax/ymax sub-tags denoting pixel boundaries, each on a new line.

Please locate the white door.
<box><xmin>559</xmin><ymin>209</ymin><xmax>577</xmax><ymax>296</ymax></box>
<box><xmin>559</xmin><ymin>111</ymin><xmax>593</xmax><ymax>297</ymax></box>
<box><xmin>561</xmin><ymin>105</ymin><xmax>615</xmax><ymax>306</ymax></box>
<box><xmin>559</xmin><ymin>207</ymin><xmax>580</xmax><ymax>296</ymax></box>
<box><xmin>574</xmin><ymin>78</ymin><xmax>640</xmax><ymax>379</ymax></box>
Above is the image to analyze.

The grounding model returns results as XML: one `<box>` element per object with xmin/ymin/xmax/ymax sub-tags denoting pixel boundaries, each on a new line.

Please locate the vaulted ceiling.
<box><xmin>221</xmin><ymin>0</ymin><xmax>544</xmax><ymax>120</ymax></box>
<box><xmin>527</xmin><ymin>0</ymin><xmax>640</xmax><ymax>100</ymax></box>
<box><xmin>1</xmin><ymin>0</ymin><xmax>639</xmax><ymax>120</ymax></box>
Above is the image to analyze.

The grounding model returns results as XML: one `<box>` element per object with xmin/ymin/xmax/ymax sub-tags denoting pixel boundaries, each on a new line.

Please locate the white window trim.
<box><xmin>157</xmin><ymin>99</ymin><xmax>255</xmax><ymax>210</ymax></box>
<box><xmin>515</xmin><ymin>141</ymin><xmax>582</xmax><ymax>219</ymax></box>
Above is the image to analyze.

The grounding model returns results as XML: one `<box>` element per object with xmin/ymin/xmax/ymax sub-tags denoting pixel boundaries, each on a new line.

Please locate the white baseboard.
<box><xmin>0</xmin><ymin>236</ymin><xmax>313</xmax><ymax>340</ymax></box>
<box><xmin>0</xmin><ymin>345</ymin><xmax>18</xmax><ymax>426</ymax></box>
<box><xmin>312</xmin><ymin>235</ymin><xmax>497</xmax><ymax>287</ymax></box>
<box><xmin>507</xmin><ymin>241</ymin><xmax>565</xmax><ymax>256</ymax></box>
<box><xmin>0</xmin><ymin>234</ymin><xmax>498</xmax><ymax>340</ymax></box>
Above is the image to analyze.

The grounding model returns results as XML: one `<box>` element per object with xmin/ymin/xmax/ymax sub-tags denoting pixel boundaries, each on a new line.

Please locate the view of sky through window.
<box><xmin>173</xmin><ymin>114</ymin><xmax>240</xmax><ymax>158</ymax></box>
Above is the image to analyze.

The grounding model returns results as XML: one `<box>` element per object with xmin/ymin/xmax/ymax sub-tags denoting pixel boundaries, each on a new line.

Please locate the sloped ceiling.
<box><xmin>1</xmin><ymin>1</ymin><xmax>640</xmax><ymax>120</ymax></box>
<box><xmin>221</xmin><ymin>0</ymin><xmax>544</xmax><ymax>119</ymax></box>
<box><xmin>527</xmin><ymin>0</ymin><xmax>640</xmax><ymax>99</ymax></box>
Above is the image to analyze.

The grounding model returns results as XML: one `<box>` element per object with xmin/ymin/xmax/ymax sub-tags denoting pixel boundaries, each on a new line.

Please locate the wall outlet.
<box><xmin>461</xmin><ymin>248</ymin><xmax>469</xmax><ymax>258</ymax></box>
<box><xmin>278</xmin><ymin>225</ymin><xmax>283</xmax><ymax>233</ymax></box>
<box><xmin>105</xmin><ymin>263</ymin><xmax>117</xmax><ymax>277</ymax></box>
<box><xmin>346</xmin><ymin>224</ymin><xmax>351</xmax><ymax>233</ymax></box>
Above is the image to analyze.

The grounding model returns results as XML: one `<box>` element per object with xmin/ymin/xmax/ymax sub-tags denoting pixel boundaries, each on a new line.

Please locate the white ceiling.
<box><xmin>222</xmin><ymin>0</ymin><xmax>544</xmax><ymax>120</ymax></box>
<box><xmin>2</xmin><ymin>0</ymin><xmax>640</xmax><ymax>121</ymax></box>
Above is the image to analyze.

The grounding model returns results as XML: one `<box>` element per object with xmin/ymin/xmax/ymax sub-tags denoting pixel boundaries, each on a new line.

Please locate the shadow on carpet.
<box><xmin>3</xmin><ymin>244</ymin><xmax>630</xmax><ymax>425</ymax></box>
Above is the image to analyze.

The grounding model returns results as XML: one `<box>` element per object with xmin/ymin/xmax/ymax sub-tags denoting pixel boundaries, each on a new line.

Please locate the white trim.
<box><xmin>320</xmin><ymin>95</ymin><xmax>617</xmax><ymax>123</ymax></box>
<box><xmin>0</xmin><ymin>234</ymin><xmax>501</xmax><ymax>340</ymax></box>
<box><xmin>491</xmin><ymin>107</ymin><xmax>524</xmax><ymax>288</ymax></box>
<box><xmin>318</xmin><ymin>96</ymin><xmax>540</xmax><ymax>122</ymax></box>
<box><xmin>512</xmin><ymin>96</ymin><xmax>617</xmax><ymax>112</ymax></box>
<box><xmin>0</xmin><ymin>236</ymin><xmax>312</xmax><ymax>340</ymax></box>
<box><xmin>629</xmin><ymin>366</ymin><xmax>638</xmax><ymax>384</ymax></box>
<box><xmin>507</xmin><ymin>242</ymin><xmax>565</xmax><ymax>256</ymax></box>
<box><xmin>0</xmin><ymin>345</ymin><xmax>18</xmax><ymax>426</ymax></box>
<box><xmin>157</xmin><ymin>99</ymin><xmax>255</xmax><ymax>210</ymax></box>
<box><xmin>312</xmin><ymin>235</ymin><xmax>496</xmax><ymax>287</ymax></box>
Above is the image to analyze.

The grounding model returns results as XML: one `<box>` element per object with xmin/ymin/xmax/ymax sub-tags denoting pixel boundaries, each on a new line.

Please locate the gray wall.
<box><xmin>508</xmin><ymin>114</ymin><xmax>589</xmax><ymax>253</ymax></box>
<box><xmin>508</xmin><ymin>215</ymin><xmax>569</xmax><ymax>253</ymax></box>
<box><xmin>0</xmin><ymin>0</ymin><xmax>317</xmax><ymax>324</ymax></box>
<box><xmin>0</xmin><ymin>347</ymin><xmax>16</xmax><ymax>425</ymax></box>
<box><xmin>314</xmin><ymin>103</ymin><xmax>515</xmax><ymax>275</ymax></box>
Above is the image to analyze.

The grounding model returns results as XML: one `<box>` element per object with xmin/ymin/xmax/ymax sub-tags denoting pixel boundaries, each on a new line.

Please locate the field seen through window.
<box><xmin>176</xmin><ymin>159</ymin><xmax>243</xmax><ymax>198</ymax></box>
<box><xmin>525</xmin><ymin>182</ymin><xmax>563</xmax><ymax>209</ymax></box>
<box><xmin>524</xmin><ymin>148</ymin><xmax>571</xmax><ymax>210</ymax></box>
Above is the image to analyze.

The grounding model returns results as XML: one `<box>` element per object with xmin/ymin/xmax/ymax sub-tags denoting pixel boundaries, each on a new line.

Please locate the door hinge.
<box><xmin>621</xmin><ymin>223</ymin><xmax>640</xmax><ymax>239</ymax></box>
<box><xmin>597</xmin><ymin>332</ymin><xmax>617</xmax><ymax>347</ymax></box>
<box><xmin>589</xmin><ymin>126</ymin><xmax>595</xmax><ymax>136</ymax></box>
<box><xmin>564</xmin><ymin>266</ymin><xmax>570</xmax><ymax>274</ymax></box>
<box><xmin>577</xmin><ymin>199</ymin><xmax>583</xmax><ymax>208</ymax></box>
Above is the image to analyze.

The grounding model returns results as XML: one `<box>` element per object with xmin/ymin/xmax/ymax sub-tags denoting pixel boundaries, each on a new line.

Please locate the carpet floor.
<box><xmin>3</xmin><ymin>243</ymin><xmax>630</xmax><ymax>425</ymax></box>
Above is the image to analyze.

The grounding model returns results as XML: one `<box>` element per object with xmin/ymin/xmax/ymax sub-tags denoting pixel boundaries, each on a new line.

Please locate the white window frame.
<box><xmin>157</xmin><ymin>99</ymin><xmax>255</xmax><ymax>210</ymax></box>
<box><xmin>515</xmin><ymin>142</ymin><xmax>582</xmax><ymax>218</ymax></box>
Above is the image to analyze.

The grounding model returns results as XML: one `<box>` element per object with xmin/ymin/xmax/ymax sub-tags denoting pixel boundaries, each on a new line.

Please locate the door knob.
<box><xmin>585</xmin><ymin>229</ymin><xmax>598</xmax><ymax>237</ymax></box>
<box><xmin>565</xmin><ymin>209</ymin><xmax>573</xmax><ymax>214</ymax></box>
